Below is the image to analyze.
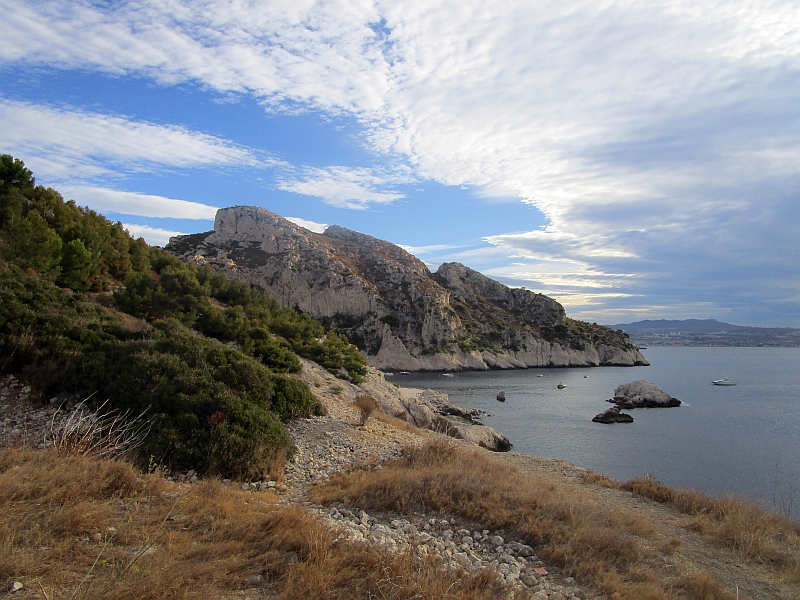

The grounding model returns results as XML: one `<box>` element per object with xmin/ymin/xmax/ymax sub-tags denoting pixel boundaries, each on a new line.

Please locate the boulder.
<box><xmin>609</xmin><ymin>380</ymin><xmax>680</xmax><ymax>408</ymax></box>
<box><xmin>592</xmin><ymin>406</ymin><xmax>634</xmax><ymax>424</ymax></box>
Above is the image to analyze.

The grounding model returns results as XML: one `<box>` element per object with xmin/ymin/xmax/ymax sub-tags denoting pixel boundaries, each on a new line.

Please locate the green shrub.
<box><xmin>58</xmin><ymin>320</ymin><xmax>323</xmax><ymax>477</ymax></box>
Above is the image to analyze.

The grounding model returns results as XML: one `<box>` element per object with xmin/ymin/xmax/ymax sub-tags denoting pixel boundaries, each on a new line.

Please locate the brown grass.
<box><xmin>373</xmin><ymin>410</ymin><xmax>421</xmax><ymax>434</ymax></box>
<box><xmin>311</xmin><ymin>441</ymin><xmax>738</xmax><ymax>600</ymax></box>
<box><xmin>0</xmin><ymin>448</ymin><xmax>517</xmax><ymax>599</ymax></box>
<box><xmin>625</xmin><ymin>477</ymin><xmax>800</xmax><ymax>580</ymax></box>
<box><xmin>354</xmin><ymin>394</ymin><xmax>378</xmax><ymax>426</ymax></box>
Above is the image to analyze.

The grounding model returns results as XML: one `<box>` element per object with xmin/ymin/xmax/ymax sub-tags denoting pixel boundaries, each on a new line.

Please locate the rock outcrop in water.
<box><xmin>592</xmin><ymin>406</ymin><xmax>634</xmax><ymax>424</ymax></box>
<box><xmin>166</xmin><ymin>206</ymin><xmax>649</xmax><ymax>372</ymax></box>
<box><xmin>608</xmin><ymin>380</ymin><xmax>681</xmax><ymax>409</ymax></box>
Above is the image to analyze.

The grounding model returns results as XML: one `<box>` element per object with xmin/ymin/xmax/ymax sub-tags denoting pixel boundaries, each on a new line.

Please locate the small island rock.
<box><xmin>609</xmin><ymin>380</ymin><xmax>680</xmax><ymax>409</ymax></box>
<box><xmin>496</xmin><ymin>391</ymin><xmax>506</xmax><ymax>402</ymax></box>
<box><xmin>592</xmin><ymin>406</ymin><xmax>634</xmax><ymax>424</ymax></box>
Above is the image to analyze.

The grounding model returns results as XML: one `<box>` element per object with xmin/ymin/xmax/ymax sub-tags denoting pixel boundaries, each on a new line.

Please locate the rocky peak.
<box><xmin>166</xmin><ymin>206</ymin><xmax>649</xmax><ymax>371</ymax></box>
<box><xmin>435</xmin><ymin>262</ymin><xmax>566</xmax><ymax>327</ymax></box>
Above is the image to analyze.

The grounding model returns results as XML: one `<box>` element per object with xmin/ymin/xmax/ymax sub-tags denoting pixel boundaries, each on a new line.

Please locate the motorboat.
<box><xmin>557</xmin><ymin>382</ymin><xmax>567</xmax><ymax>389</ymax></box>
<box><xmin>383</xmin><ymin>372</ymin><xmax>394</xmax><ymax>376</ymax></box>
<box><xmin>712</xmin><ymin>377</ymin><xmax>736</xmax><ymax>386</ymax></box>
<box><xmin>536</xmin><ymin>374</ymin><xmax>544</xmax><ymax>377</ymax></box>
<box><xmin>399</xmin><ymin>371</ymin><xmax>411</xmax><ymax>375</ymax></box>
<box><xmin>442</xmin><ymin>373</ymin><xmax>454</xmax><ymax>377</ymax></box>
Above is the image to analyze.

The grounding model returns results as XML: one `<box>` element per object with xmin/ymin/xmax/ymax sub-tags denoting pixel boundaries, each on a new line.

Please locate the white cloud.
<box><xmin>278</xmin><ymin>166</ymin><xmax>406</xmax><ymax>209</ymax></box>
<box><xmin>122</xmin><ymin>223</ymin><xmax>185</xmax><ymax>247</ymax></box>
<box><xmin>398</xmin><ymin>243</ymin><xmax>459</xmax><ymax>255</ymax></box>
<box><xmin>0</xmin><ymin>99</ymin><xmax>260</xmax><ymax>182</ymax></box>
<box><xmin>285</xmin><ymin>216</ymin><xmax>328</xmax><ymax>233</ymax></box>
<box><xmin>61</xmin><ymin>186</ymin><xmax>218</xmax><ymax>220</ymax></box>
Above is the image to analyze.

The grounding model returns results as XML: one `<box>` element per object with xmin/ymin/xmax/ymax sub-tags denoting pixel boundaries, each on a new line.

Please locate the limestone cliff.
<box><xmin>166</xmin><ymin>206</ymin><xmax>648</xmax><ymax>371</ymax></box>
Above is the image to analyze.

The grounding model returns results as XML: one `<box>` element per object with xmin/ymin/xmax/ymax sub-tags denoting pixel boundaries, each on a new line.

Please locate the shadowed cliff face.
<box><xmin>166</xmin><ymin>206</ymin><xmax>648</xmax><ymax>371</ymax></box>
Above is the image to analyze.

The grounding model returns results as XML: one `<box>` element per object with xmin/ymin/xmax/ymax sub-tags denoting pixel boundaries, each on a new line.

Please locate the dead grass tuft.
<box><xmin>0</xmin><ymin>448</ymin><xmax>515</xmax><ymax>599</ymax></box>
<box><xmin>374</xmin><ymin>410</ymin><xmax>420</xmax><ymax>433</ymax></box>
<box><xmin>582</xmin><ymin>470</ymin><xmax>623</xmax><ymax>489</ymax></box>
<box><xmin>49</xmin><ymin>400</ymin><xmax>150</xmax><ymax>461</ymax></box>
<box><xmin>626</xmin><ymin>476</ymin><xmax>800</xmax><ymax>579</ymax></box>
<box><xmin>679</xmin><ymin>571</ymin><xmax>737</xmax><ymax>600</ymax></box>
<box><xmin>354</xmin><ymin>394</ymin><xmax>378</xmax><ymax>426</ymax></box>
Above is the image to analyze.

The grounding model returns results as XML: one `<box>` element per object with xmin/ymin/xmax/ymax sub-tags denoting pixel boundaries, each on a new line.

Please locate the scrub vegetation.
<box><xmin>0</xmin><ymin>155</ymin><xmax>366</xmax><ymax>476</ymax></box>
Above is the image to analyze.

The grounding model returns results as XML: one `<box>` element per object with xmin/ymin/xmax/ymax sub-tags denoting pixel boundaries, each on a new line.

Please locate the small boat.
<box><xmin>712</xmin><ymin>377</ymin><xmax>736</xmax><ymax>386</ymax></box>
<box><xmin>399</xmin><ymin>371</ymin><xmax>411</xmax><ymax>375</ymax></box>
<box><xmin>557</xmin><ymin>382</ymin><xmax>567</xmax><ymax>389</ymax></box>
<box><xmin>442</xmin><ymin>373</ymin><xmax>454</xmax><ymax>377</ymax></box>
<box><xmin>583</xmin><ymin>375</ymin><xmax>588</xmax><ymax>378</ymax></box>
<box><xmin>383</xmin><ymin>372</ymin><xmax>394</xmax><ymax>376</ymax></box>
<box><xmin>536</xmin><ymin>374</ymin><xmax>544</xmax><ymax>377</ymax></box>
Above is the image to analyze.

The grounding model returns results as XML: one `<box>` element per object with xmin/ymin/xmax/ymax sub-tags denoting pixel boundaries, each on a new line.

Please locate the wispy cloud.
<box><xmin>278</xmin><ymin>166</ymin><xmax>407</xmax><ymax>209</ymax></box>
<box><xmin>398</xmin><ymin>243</ymin><xmax>460</xmax><ymax>255</ymax></box>
<box><xmin>0</xmin><ymin>99</ymin><xmax>260</xmax><ymax>182</ymax></box>
<box><xmin>61</xmin><ymin>186</ymin><xmax>218</xmax><ymax>220</ymax></box>
<box><xmin>285</xmin><ymin>216</ymin><xmax>328</xmax><ymax>233</ymax></box>
<box><xmin>122</xmin><ymin>223</ymin><xmax>185</xmax><ymax>247</ymax></box>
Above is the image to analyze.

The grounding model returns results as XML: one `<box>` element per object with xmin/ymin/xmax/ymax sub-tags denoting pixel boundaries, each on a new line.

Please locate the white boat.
<box><xmin>712</xmin><ymin>377</ymin><xmax>736</xmax><ymax>386</ymax></box>
<box><xmin>442</xmin><ymin>373</ymin><xmax>454</xmax><ymax>377</ymax></box>
<box><xmin>399</xmin><ymin>371</ymin><xmax>411</xmax><ymax>375</ymax></box>
<box><xmin>557</xmin><ymin>382</ymin><xmax>567</xmax><ymax>389</ymax></box>
<box><xmin>383</xmin><ymin>372</ymin><xmax>394</xmax><ymax>376</ymax></box>
<box><xmin>536</xmin><ymin>374</ymin><xmax>544</xmax><ymax>377</ymax></box>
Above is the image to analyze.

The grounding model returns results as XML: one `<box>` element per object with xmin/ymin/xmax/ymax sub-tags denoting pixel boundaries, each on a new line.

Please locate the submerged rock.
<box><xmin>609</xmin><ymin>380</ymin><xmax>680</xmax><ymax>409</ymax></box>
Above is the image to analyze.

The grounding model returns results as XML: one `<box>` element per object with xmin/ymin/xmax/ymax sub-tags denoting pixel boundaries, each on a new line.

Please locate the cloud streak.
<box><xmin>61</xmin><ymin>186</ymin><xmax>218</xmax><ymax>220</ymax></box>
<box><xmin>0</xmin><ymin>99</ymin><xmax>260</xmax><ymax>182</ymax></box>
<box><xmin>278</xmin><ymin>166</ymin><xmax>407</xmax><ymax>209</ymax></box>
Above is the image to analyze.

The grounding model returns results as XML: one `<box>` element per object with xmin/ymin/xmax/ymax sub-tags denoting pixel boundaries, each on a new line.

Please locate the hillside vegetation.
<box><xmin>0</xmin><ymin>155</ymin><xmax>366</xmax><ymax>477</ymax></box>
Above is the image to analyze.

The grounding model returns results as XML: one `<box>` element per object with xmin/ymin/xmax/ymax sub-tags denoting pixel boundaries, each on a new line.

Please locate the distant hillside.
<box><xmin>610</xmin><ymin>319</ymin><xmax>800</xmax><ymax>347</ymax></box>
<box><xmin>167</xmin><ymin>206</ymin><xmax>649</xmax><ymax>371</ymax></box>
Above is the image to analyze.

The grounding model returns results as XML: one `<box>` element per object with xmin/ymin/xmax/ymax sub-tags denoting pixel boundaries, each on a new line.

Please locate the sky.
<box><xmin>1</xmin><ymin>1</ymin><xmax>799</xmax><ymax>327</ymax></box>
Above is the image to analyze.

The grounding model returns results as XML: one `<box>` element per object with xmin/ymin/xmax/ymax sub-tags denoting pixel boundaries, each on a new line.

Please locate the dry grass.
<box><xmin>625</xmin><ymin>477</ymin><xmax>800</xmax><ymax>580</ymax></box>
<box><xmin>48</xmin><ymin>400</ymin><xmax>151</xmax><ymax>461</ymax></box>
<box><xmin>354</xmin><ymin>394</ymin><xmax>378</xmax><ymax>426</ymax></box>
<box><xmin>311</xmin><ymin>441</ymin><xmax>738</xmax><ymax>600</ymax></box>
<box><xmin>373</xmin><ymin>410</ymin><xmax>421</xmax><ymax>434</ymax></box>
<box><xmin>0</xmin><ymin>448</ymin><xmax>516</xmax><ymax>599</ymax></box>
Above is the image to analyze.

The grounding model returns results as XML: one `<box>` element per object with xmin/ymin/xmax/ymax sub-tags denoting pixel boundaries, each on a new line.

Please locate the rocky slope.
<box><xmin>167</xmin><ymin>206</ymin><xmax>648</xmax><ymax>371</ymax></box>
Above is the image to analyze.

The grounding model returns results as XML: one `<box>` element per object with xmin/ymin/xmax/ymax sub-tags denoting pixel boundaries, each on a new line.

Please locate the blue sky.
<box><xmin>2</xmin><ymin>1</ymin><xmax>799</xmax><ymax>327</ymax></box>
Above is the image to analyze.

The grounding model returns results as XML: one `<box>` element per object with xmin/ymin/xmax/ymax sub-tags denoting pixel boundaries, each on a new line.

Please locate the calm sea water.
<box><xmin>396</xmin><ymin>347</ymin><xmax>800</xmax><ymax>513</ymax></box>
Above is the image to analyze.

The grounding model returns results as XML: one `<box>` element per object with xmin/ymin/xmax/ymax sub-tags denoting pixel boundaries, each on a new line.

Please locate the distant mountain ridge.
<box><xmin>610</xmin><ymin>319</ymin><xmax>800</xmax><ymax>347</ymax></box>
<box><xmin>167</xmin><ymin>206</ymin><xmax>649</xmax><ymax>371</ymax></box>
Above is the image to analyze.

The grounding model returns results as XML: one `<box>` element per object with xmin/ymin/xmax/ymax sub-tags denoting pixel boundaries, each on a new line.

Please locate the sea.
<box><xmin>396</xmin><ymin>347</ymin><xmax>800</xmax><ymax>515</ymax></box>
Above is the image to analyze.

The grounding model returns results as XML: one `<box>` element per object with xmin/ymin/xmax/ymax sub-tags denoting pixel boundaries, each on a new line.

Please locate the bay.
<box><xmin>396</xmin><ymin>347</ymin><xmax>800</xmax><ymax>514</ymax></box>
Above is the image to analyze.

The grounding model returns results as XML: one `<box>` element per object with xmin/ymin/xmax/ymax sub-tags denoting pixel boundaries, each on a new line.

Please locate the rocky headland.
<box><xmin>166</xmin><ymin>206</ymin><xmax>649</xmax><ymax>372</ymax></box>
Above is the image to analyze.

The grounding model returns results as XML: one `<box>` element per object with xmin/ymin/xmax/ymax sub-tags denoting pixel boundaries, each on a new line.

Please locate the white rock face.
<box><xmin>611</xmin><ymin>380</ymin><xmax>680</xmax><ymax>408</ymax></box>
<box><xmin>167</xmin><ymin>206</ymin><xmax>649</xmax><ymax>371</ymax></box>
